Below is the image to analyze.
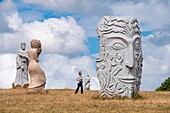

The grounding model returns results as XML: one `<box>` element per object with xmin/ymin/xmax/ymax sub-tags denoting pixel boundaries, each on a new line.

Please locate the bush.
<box><xmin>156</xmin><ymin>77</ymin><xmax>170</xmax><ymax>91</ymax></box>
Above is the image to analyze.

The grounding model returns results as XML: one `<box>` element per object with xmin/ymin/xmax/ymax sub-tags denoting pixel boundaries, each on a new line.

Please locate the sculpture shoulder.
<box><xmin>28</xmin><ymin>49</ymin><xmax>37</xmax><ymax>53</ymax></box>
<box><xmin>28</xmin><ymin>49</ymin><xmax>38</xmax><ymax>60</ymax></box>
<box><xmin>28</xmin><ymin>49</ymin><xmax>37</xmax><ymax>55</ymax></box>
<box><xmin>18</xmin><ymin>49</ymin><xmax>28</xmax><ymax>56</ymax></box>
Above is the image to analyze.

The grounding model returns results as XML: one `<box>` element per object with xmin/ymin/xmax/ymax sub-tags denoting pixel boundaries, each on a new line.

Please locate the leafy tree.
<box><xmin>156</xmin><ymin>77</ymin><xmax>170</xmax><ymax>91</ymax></box>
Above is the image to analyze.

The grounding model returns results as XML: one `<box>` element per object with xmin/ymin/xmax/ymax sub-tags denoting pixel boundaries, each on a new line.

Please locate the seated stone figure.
<box><xmin>12</xmin><ymin>43</ymin><xmax>29</xmax><ymax>89</ymax></box>
<box><xmin>28</xmin><ymin>39</ymin><xmax>46</xmax><ymax>92</ymax></box>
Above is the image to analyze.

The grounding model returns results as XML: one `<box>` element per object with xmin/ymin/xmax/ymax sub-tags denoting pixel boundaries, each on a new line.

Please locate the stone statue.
<box><xmin>96</xmin><ymin>16</ymin><xmax>143</xmax><ymax>98</ymax></box>
<box><xmin>28</xmin><ymin>39</ymin><xmax>46</xmax><ymax>92</ymax></box>
<box><xmin>85</xmin><ymin>74</ymin><xmax>90</xmax><ymax>90</ymax></box>
<box><xmin>12</xmin><ymin>43</ymin><xmax>29</xmax><ymax>89</ymax></box>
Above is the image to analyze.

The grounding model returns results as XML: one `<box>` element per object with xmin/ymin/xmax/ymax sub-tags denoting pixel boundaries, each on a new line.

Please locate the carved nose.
<box><xmin>125</xmin><ymin>42</ymin><xmax>134</xmax><ymax>68</ymax></box>
<box><xmin>125</xmin><ymin>61</ymin><xmax>133</xmax><ymax>68</ymax></box>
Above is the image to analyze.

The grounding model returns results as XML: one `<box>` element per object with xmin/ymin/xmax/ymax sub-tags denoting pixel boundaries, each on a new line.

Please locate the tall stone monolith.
<box><xmin>96</xmin><ymin>16</ymin><xmax>143</xmax><ymax>98</ymax></box>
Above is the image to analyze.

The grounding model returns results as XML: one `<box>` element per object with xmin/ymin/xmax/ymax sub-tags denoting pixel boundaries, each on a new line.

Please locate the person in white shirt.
<box><xmin>75</xmin><ymin>71</ymin><xmax>83</xmax><ymax>94</ymax></box>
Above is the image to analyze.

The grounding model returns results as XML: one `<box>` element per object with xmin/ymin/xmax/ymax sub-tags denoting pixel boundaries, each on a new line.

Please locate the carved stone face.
<box><xmin>21</xmin><ymin>43</ymin><xmax>26</xmax><ymax>50</ymax></box>
<box><xmin>96</xmin><ymin>16</ymin><xmax>143</xmax><ymax>98</ymax></box>
<box><xmin>104</xmin><ymin>33</ymin><xmax>142</xmax><ymax>89</ymax></box>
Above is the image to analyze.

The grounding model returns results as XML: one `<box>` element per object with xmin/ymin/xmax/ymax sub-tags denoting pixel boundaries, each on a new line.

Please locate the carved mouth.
<box><xmin>118</xmin><ymin>76</ymin><xmax>136</xmax><ymax>84</ymax></box>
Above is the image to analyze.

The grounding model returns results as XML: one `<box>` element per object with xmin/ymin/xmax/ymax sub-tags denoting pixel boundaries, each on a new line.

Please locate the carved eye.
<box><xmin>135</xmin><ymin>43</ymin><xmax>140</xmax><ymax>49</ymax></box>
<box><xmin>112</xmin><ymin>42</ymin><xmax>126</xmax><ymax>50</ymax></box>
<box><xmin>134</xmin><ymin>38</ymin><xmax>141</xmax><ymax>50</ymax></box>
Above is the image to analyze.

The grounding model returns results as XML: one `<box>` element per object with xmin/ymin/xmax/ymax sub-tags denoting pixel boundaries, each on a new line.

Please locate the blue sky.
<box><xmin>0</xmin><ymin>0</ymin><xmax>170</xmax><ymax>90</ymax></box>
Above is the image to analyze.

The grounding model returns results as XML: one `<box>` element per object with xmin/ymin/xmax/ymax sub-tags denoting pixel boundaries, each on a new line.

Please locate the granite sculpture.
<box><xmin>28</xmin><ymin>39</ymin><xmax>46</xmax><ymax>92</ymax></box>
<box><xmin>85</xmin><ymin>74</ymin><xmax>90</xmax><ymax>90</ymax></box>
<box><xmin>96</xmin><ymin>16</ymin><xmax>143</xmax><ymax>98</ymax></box>
<box><xmin>13</xmin><ymin>43</ymin><xmax>29</xmax><ymax>89</ymax></box>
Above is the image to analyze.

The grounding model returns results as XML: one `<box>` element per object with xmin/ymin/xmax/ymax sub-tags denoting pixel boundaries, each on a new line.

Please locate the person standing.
<box><xmin>75</xmin><ymin>71</ymin><xmax>83</xmax><ymax>94</ymax></box>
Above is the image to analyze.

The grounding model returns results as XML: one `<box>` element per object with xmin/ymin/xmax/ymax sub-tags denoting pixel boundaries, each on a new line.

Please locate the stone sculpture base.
<box><xmin>28</xmin><ymin>82</ymin><xmax>46</xmax><ymax>93</ymax></box>
<box><xmin>12</xmin><ymin>83</ymin><xmax>29</xmax><ymax>89</ymax></box>
<box><xmin>85</xmin><ymin>83</ymin><xmax>90</xmax><ymax>90</ymax></box>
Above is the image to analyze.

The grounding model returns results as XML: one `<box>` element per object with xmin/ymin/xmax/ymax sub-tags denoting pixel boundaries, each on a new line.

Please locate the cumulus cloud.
<box><xmin>111</xmin><ymin>0</ymin><xmax>170</xmax><ymax>31</ymax></box>
<box><xmin>0</xmin><ymin>53</ymin><xmax>99</xmax><ymax>89</ymax></box>
<box><xmin>41</xmin><ymin>54</ymin><xmax>99</xmax><ymax>89</ymax></box>
<box><xmin>0</xmin><ymin>16</ymin><xmax>88</xmax><ymax>55</ymax></box>
<box><xmin>21</xmin><ymin>17</ymin><xmax>87</xmax><ymax>55</ymax></box>
<box><xmin>20</xmin><ymin>0</ymin><xmax>113</xmax><ymax>37</ymax></box>
<box><xmin>0</xmin><ymin>54</ymin><xmax>16</xmax><ymax>88</ymax></box>
<box><xmin>0</xmin><ymin>0</ymin><xmax>99</xmax><ymax>89</ymax></box>
<box><xmin>141</xmin><ymin>33</ymin><xmax>170</xmax><ymax>90</ymax></box>
<box><xmin>0</xmin><ymin>0</ymin><xmax>22</xmax><ymax>32</ymax></box>
<box><xmin>0</xmin><ymin>0</ymin><xmax>87</xmax><ymax>56</ymax></box>
<box><xmin>20</xmin><ymin>0</ymin><xmax>170</xmax><ymax>36</ymax></box>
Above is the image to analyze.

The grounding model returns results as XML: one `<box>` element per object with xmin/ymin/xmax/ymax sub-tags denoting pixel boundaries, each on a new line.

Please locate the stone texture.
<box><xmin>85</xmin><ymin>75</ymin><xmax>90</xmax><ymax>90</ymax></box>
<box><xmin>96</xmin><ymin>16</ymin><xmax>143</xmax><ymax>98</ymax></box>
<box><xmin>13</xmin><ymin>43</ymin><xmax>29</xmax><ymax>89</ymax></box>
<box><xmin>28</xmin><ymin>39</ymin><xmax>46</xmax><ymax>92</ymax></box>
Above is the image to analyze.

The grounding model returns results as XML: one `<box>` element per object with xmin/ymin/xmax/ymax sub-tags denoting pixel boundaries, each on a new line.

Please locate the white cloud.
<box><xmin>41</xmin><ymin>54</ymin><xmax>98</xmax><ymax>89</ymax></box>
<box><xmin>141</xmin><ymin>34</ymin><xmax>170</xmax><ymax>90</ymax></box>
<box><xmin>21</xmin><ymin>17</ymin><xmax>88</xmax><ymax>55</ymax></box>
<box><xmin>20</xmin><ymin>0</ymin><xmax>170</xmax><ymax>35</ymax></box>
<box><xmin>20</xmin><ymin>0</ymin><xmax>112</xmax><ymax>37</ymax></box>
<box><xmin>0</xmin><ymin>53</ymin><xmax>99</xmax><ymax>90</ymax></box>
<box><xmin>0</xmin><ymin>0</ymin><xmax>22</xmax><ymax>32</ymax></box>
<box><xmin>111</xmin><ymin>0</ymin><xmax>170</xmax><ymax>31</ymax></box>
<box><xmin>0</xmin><ymin>1</ymin><xmax>87</xmax><ymax>56</ymax></box>
<box><xmin>0</xmin><ymin>54</ymin><xmax>16</xmax><ymax>88</ymax></box>
<box><xmin>0</xmin><ymin>0</ymin><xmax>99</xmax><ymax>90</ymax></box>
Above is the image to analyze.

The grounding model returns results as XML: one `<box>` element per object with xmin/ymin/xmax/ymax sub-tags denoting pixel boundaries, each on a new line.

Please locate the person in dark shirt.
<box><xmin>75</xmin><ymin>71</ymin><xmax>83</xmax><ymax>94</ymax></box>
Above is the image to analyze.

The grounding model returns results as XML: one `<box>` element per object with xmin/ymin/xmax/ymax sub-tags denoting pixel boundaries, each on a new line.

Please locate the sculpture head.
<box><xmin>30</xmin><ymin>39</ymin><xmax>42</xmax><ymax>57</ymax></box>
<box><xmin>96</xmin><ymin>16</ymin><xmax>143</xmax><ymax>97</ymax></box>
<box><xmin>79</xmin><ymin>71</ymin><xmax>82</xmax><ymax>76</ymax></box>
<box><xmin>21</xmin><ymin>43</ymin><xmax>26</xmax><ymax>50</ymax></box>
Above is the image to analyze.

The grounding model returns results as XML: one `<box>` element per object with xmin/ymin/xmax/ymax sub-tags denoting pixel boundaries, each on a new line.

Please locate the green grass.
<box><xmin>0</xmin><ymin>89</ymin><xmax>170</xmax><ymax>113</ymax></box>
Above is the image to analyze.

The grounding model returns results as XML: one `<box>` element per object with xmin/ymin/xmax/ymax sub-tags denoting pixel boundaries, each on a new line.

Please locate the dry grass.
<box><xmin>0</xmin><ymin>89</ymin><xmax>170</xmax><ymax>113</ymax></box>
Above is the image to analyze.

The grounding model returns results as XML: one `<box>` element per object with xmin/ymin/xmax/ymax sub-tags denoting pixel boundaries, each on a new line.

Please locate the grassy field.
<box><xmin>0</xmin><ymin>89</ymin><xmax>170</xmax><ymax>113</ymax></box>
